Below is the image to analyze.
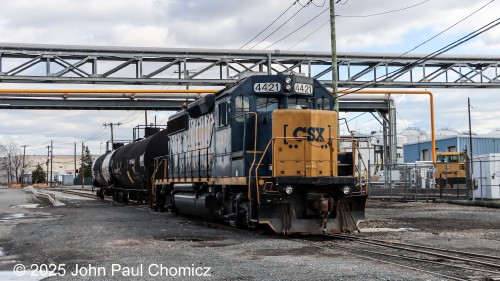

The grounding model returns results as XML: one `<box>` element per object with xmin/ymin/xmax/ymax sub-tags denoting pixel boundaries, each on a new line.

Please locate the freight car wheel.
<box><xmin>122</xmin><ymin>191</ymin><xmax>129</xmax><ymax>204</ymax></box>
<box><xmin>97</xmin><ymin>189</ymin><xmax>104</xmax><ymax>200</ymax></box>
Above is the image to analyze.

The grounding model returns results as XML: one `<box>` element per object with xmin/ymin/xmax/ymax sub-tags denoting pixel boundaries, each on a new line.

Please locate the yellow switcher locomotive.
<box><xmin>152</xmin><ymin>74</ymin><xmax>366</xmax><ymax>235</ymax></box>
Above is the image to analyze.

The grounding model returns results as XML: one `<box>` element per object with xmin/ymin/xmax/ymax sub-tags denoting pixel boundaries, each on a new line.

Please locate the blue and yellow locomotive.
<box><xmin>152</xmin><ymin>73</ymin><xmax>366</xmax><ymax>235</ymax></box>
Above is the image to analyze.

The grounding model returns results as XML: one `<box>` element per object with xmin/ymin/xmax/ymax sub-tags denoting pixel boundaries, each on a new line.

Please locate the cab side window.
<box><xmin>218</xmin><ymin>102</ymin><xmax>229</xmax><ymax>126</ymax></box>
<box><xmin>234</xmin><ymin>96</ymin><xmax>249</xmax><ymax>122</ymax></box>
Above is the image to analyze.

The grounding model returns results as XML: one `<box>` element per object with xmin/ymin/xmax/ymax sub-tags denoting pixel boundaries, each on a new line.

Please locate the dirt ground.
<box><xmin>0</xmin><ymin>189</ymin><xmax>499</xmax><ymax>280</ymax></box>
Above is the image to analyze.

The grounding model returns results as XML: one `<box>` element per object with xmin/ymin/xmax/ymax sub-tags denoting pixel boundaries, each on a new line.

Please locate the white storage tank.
<box><xmin>473</xmin><ymin>153</ymin><xmax>500</xmax><ymax>200</ymax></box>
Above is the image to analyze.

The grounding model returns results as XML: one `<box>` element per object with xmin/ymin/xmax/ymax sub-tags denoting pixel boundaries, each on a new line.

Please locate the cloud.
<box><xmin>0</xmin><ymin>0</ymin><xmax>499</xmax><ymax>155</ymax></box>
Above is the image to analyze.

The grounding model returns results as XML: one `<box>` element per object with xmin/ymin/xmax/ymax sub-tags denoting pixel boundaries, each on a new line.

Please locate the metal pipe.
<box><xmin>338</xmin><ymin>89</ymin><xmax>437</xmax><ymax>164</ymax></box>
<box><xmin>0</xmin><ymin>89</ymin><xmax>214</xmax><ymax>99</ymax></box>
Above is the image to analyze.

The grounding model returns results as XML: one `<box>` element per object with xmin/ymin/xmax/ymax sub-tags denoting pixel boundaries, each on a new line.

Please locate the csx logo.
<box><xmin>292</xmin><ymin>127</ymin><xmax>325</xmax><ymax>142</ymax></box>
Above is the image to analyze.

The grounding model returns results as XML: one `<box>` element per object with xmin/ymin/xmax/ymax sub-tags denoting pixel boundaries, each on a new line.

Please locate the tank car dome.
<box><xmin>459</xmin><ymin>130</ymin><xmax>477</xmax><ymax>135</ymax></box>
<box><xmin>436</xmin><ymin>127</ymin><xmax>459</xmax><ymax>136</ymax></box>
<box><xmin>399</xmin><ymin>127</ymin><xmax>429</xmax><ymax>143</ymax></box>
<box><xmin>487</xmin><ymin>128</ymin><xmax>500</xmax><ymax>135</ymax></box>
<box><xmin>400</xmin><ymin>127</ymin><xmax>426</xmax><ymax>136</ymax></box>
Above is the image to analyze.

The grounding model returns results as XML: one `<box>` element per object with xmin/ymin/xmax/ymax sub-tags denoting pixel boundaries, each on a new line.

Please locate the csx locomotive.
<box><xmin>93</xmin><ymin>73</ymin><xmax>366</xmax><ymax>235</ymax></box>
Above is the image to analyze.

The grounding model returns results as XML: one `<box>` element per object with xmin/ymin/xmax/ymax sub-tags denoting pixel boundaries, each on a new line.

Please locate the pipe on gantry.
<box><xmin>0</xmin><ymin>89</ymin><xmax>218</xmax><ymax>99</ymax></box>
<box><xmin>0</xmin><ymin>88</ymin><xmax>435</xmax><ymax>163</ymax></box>
<box><xmin>338</xmin><ymin>89</ymin><xmax>436</xmax><ymax>164</ymax></box>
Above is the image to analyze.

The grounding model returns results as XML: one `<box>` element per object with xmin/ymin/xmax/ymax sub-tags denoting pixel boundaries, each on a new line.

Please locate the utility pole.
<box><xmin>50</xmin><ymin>140</ymin><xmax>53</xmax><ymax>188</ymax></box>
<box><xmin>46</xmin><ymin>145</ymin><xmax>50</xmax><ymax>186</ymax></box>
<box><xmin>74</xmin><ymin>142</ymin><xmax>77</xmax><ymax>178</ymax></box>
<box><xmin>468</xmin><ymin>97</ymin><xmax>474</xmax><ymax>200</ymax></box>
<box><xmin>20</xmin><ymin>145</ymin><xmax>28</xmax><ymax>187</ymax></box>
<box><xmin>81</xmin><ymin>142</ymin><xmax>84</xmax><ymax>189</ymax></box>
<box><xmin>104</xmin><ymin>123</ymin><xmax>121</xmax><ymax>150</ymax></box>
<box><xmin>330</xmin><ymin>0</ymin><xmax>339</xmax><ymax>113</ymax></box>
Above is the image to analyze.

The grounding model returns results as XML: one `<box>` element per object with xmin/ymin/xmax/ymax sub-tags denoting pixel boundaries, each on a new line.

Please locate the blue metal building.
<box><xmin>403</xmin><ymin>135</ymin><xmax>500</xmax><ymax>162</ymax></box>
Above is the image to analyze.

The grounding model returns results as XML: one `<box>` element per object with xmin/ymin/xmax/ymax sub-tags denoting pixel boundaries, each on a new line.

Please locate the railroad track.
<box><xmin>56</xmin><ymin>189</ymin><xmax>100</xmax><ymax>200</ymax></box>
<box><xmin>55</xmin><ymin>189</ymin><xmax>150</xmax><ymax>210</ymax></box>
<box><xmin>311</xmin><ymin>234</ymin><xmax>500</xmax><ymax>280</ymax></box>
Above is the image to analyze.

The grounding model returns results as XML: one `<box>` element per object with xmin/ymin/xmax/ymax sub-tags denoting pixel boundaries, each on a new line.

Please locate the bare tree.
<box><xmin>0</xmin><ymin>141</ymin><xmax>23</xmax><ymax>184</ymax></box>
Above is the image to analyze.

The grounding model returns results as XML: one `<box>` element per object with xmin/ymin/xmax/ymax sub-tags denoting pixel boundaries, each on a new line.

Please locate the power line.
<box><xmin>337</xmin><ymin>0</ymin><xmax>430</xmax><ymax>18</ymax></box>
<box><xmin>338</xmin><ymin>16</ymin><xmax>500</xmax><ymax>98</ymax></box>
<box><xmin>239</xmin><ymin>0</ymin><xmax>300</xmax><ymax>49</ymax></box>
<box><xmin>332</xmin><ymin>0</ymin><xmax>496</xmax><ymax>94</ymax></box>
<box><xmin>265</xmin><ymin>7</ymin><xmax>329</xmax><ymax>50</ymax></box>
<box><xmin>288</xmin><ymin>19</ymin><xmax>330</xmax><ymax>50</ymax></box>
<box><xmin>287</xmin><ymin>0</ymin><xmax>433</xmax><ymax>50</ymax></box>
<box><xmin>394</xmin><ymin>0</ymin><xmax>495</xmax><ymax>58</ymax></box>
<box><xmin>84</xmin><ymin>125</ymin><xmax>107</xmax><ymax>142</ymax></box>
<box><xmin>308</xmin><ymin>0</ymin><xmax>326</xmax><ymax>7</ymax></box>
<box><xmin>249</xmin><ymin>0</ymin><xmax>312</xmax><ymax>50</ymax></box>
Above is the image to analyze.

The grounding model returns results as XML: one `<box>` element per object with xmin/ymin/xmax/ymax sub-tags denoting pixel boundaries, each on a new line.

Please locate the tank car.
<box><xmin>93</xmin><ymin>128</ymin><xmax>169</xmax><ymax>203</ymax></box>
<box><xmin>152</xmin><ymin>73</ymin><xmax>366</xmax><ymax>235</ymax></box>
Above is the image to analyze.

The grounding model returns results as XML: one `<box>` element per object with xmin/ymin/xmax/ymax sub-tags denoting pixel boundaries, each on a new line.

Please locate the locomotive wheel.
<box><xmin>234</xmin><ymin>208</ymin><xmax>247</xmax><ymax>229</ymax></box>
<box><xmin>257</xmin><ymin>224</ymin><xmax>273</xmax><ymax>235</ymax></box>
<box><xmin>97</xmin><ymin>189</ymin><xmax>104</xmax><ymax>200</ymax></box>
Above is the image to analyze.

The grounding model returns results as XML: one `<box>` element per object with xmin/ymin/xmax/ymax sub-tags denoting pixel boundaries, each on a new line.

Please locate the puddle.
<box><xmin>154</xmin><ymin>236</ymin><xmax>204</xmax><ymax>242</ymax></box>
<box><xmin>10</xmin><ymin>204</ymin><xmax>42</xmax><ymax>209</ymax></box>
<box><xmin>0</xmin><ymin>271</ymin><xmax>56</xmax><ymax>281</ymax></box>
<box><xmin>152</xmin><ymin>233</ymin><xmax>226</xmax><ymax>242</ymax></box>
<box><xmin>0</xmin><ymin>212</ymin><xmax>57</xmax><ymax>223</ymax></box>
<box><xmin>0</xmin><ymin>213</ymin><xmax>26</xmax><ymax>222</ymax></box>
<box><xmin>359</xmin><ymin>227</ymin><xmax>420</xmax><ymax>233</ymax></box>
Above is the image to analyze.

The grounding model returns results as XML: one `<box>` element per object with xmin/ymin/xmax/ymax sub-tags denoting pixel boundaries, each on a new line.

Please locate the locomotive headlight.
<box><xmin>285</xmin><ymin>84</ymin><xmax>292</xmax><ymax>91</ymax></box>
<box><xmin>342</xmin><ymin>186</ymin><xmax>351</xmax><ymax>195</ymax></box>
<box><xmin>285</xmin><ymin>185</ymin><xmax>294</xmax><ymax>195</ymax></box>
<box><xmin>285</xmin><ymin>77</ymin><xmax>292</xmax><ymax>84</ymax></box>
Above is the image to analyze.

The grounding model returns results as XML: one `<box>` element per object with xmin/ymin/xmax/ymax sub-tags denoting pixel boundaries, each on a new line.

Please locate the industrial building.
<box><xmin>403</xmin><ymin>135</ymin><xmax>500</xmax><ymax>162</ymax></box>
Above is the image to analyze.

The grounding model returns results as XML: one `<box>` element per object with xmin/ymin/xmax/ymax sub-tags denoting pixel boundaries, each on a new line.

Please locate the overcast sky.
<box><xmin>0</xmin><ymin>0</ymin><xmax>499</xmax><ymax>157</ymax></box>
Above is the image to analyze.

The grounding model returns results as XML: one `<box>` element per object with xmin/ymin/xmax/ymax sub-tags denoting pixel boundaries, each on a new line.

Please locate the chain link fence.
<box><xmin>365</xmin><ymin>157</ymin><xmax>500</xmax><ymax>201</ymax></box>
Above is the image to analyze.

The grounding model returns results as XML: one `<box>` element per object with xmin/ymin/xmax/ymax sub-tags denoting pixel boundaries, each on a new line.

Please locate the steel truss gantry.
<box><xmin>1</xmin><ymin>42</ymin><xmax>499</xmax><ymax>88</ymax></box>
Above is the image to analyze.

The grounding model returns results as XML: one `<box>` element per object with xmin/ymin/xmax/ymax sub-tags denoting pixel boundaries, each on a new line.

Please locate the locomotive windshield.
<box><xmin>256</xmin><ymin>97</ymin><xmax>279</xmax><ymax>111</ymax></box>
<box><xmin>437</xmin><ymin>154</ymin><xmax>465</xmax><ymax>163</ymax></box>
<box><xmin>288</xmin><ymin>97</ymin><xmax>309</xmax><ymax>109</ymax></box>
<box><xmin>317</xmin><ymin>96</ymin><xmax>332</xmax><ymax>110</ymax></box>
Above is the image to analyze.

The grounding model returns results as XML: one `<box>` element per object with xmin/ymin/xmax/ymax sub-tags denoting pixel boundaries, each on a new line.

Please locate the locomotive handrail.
<box><xmin>243</xmin><ymin>112</ymin><xmax>259</xmax><ymax>204</ymax></box>
<box><xmin>249</xmin><ymin>135</ymin><xmax>366</xmax><ymax>203</ymax></box>
<box><xmin>165</xmin><ymin>150</ymin><xmax>212</xmax><ymax>180</ymax></box>
<box><xmin>252</xmin><ymin>136</ymin><xmax>307</xmax><ymax>205</ymax></box>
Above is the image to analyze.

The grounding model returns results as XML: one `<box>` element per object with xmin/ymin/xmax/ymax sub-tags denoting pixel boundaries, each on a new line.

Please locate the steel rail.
<box><xmin>296</xmin><ymin>238</ymin><xmax>463</xmax><ymax>281</ymax></box>
<box><xmin>332</xmin><ymin>235</ymin><xmax>500</xmax><ymax>269</ymax></box>
<box><xmin>336</xmin><ymin>234</ymin><xmax>500</xmax><ymax>262</ymax></box>
<box><xmin>337</xmin><ymin>245</ymin><xmax>500</xmax><ymax>275</ymax></box>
